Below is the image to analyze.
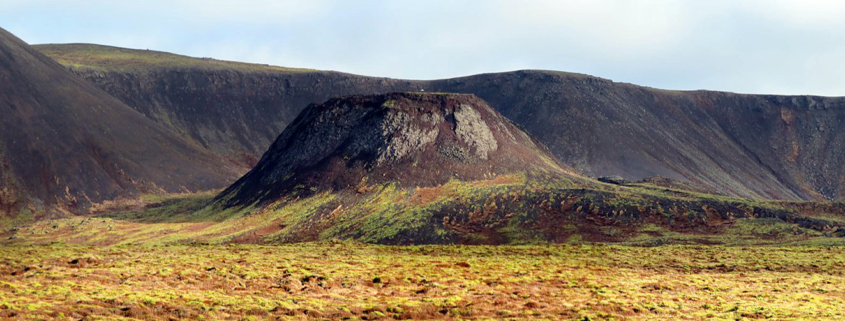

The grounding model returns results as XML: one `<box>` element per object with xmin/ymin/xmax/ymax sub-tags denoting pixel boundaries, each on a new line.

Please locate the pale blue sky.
<box><xmin>2</xmin><ymin>0</ymin><xmax>844</xmax><ymax>96</ymax></box>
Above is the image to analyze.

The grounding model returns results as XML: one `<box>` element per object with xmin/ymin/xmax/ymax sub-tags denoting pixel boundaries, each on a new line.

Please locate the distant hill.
<box><xmin>426</xmin><ymin>72</ymin><xmax>845</xmax><ymax>201</ymax></box>
<box><xmin>0</xmin><ymin>29</ymin><xmax>241</xmax><ymax>220</ymax></box>
<box><xmin>34</xmin><ymin>44</ymin><xmax>845</xmax><ymax>201</ymax></box>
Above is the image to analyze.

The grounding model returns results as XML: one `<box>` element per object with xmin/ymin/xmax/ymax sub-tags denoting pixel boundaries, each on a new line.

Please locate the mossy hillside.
<box><xmin>34</xmin><ymin>43</ymin><xmax>315</xmax><ymax>73</ymax></box>
<box><xmin>100</xmin><ymin>191</ymin><xmax>221</xmax><ymax>223</ymax></box>
<box><xmin>625</xmin><ymin>219</ymin><xmax>831</xmax><ymax>247</ymax></box>
<box><xmin>4</xmin><ymin>174</ymin><xmax>529</xmax><ymax>245</ymax></box>
<box><xmin>205</xmin><ymin>175</ymin><xmax>532</xmax><ymax>244</ymax></box>
<box><xmin>5</xmin><ymin>172</ymin><xmax>845</xmax><ymax>246</ymax></box>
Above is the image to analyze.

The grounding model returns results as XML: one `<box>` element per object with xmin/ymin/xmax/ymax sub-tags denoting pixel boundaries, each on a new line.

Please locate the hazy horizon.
<box><xmin>3</xmin><ymin>0</ymin><xmax>844</xmax><ymax>96</ymax></box>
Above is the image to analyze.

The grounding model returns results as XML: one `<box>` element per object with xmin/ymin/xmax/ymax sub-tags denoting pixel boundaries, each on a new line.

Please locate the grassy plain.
<box><xmin>3</xmin><ymin>181</ymin><xmax>845</xmax><ymax>320</ymax></box>
<box><xmin>1</xmin><ymin>243</ymin><xmax>844</xmax><ymax>320</ymax></box>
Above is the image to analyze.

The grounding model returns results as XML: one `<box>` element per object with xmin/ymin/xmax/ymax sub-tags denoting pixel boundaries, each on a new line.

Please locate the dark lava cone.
<box><xmin>0</xmin><ymin>28</ymin><xmax>240</xmax><ymax>218</ymax></box>
<box><xmin>220</xmin><ymin>92</ymin><xmax>574</xmax><ymax>206</ymax></box>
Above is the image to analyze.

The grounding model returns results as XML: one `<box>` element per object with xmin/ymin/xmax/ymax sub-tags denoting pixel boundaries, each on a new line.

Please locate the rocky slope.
<box><xmin>427</xmin><ymin>71</ymin><xmax>845</xmax><ymax>200</ymax></box>
<box><xmin>0</xmin><ymin>29</ymin><xmax>241</xmax><ymax>219</ymax></box>
<box><xmin>35</xmin><ymin>44</ymin><xmax>845</xmax><ymax>201</ymax></box>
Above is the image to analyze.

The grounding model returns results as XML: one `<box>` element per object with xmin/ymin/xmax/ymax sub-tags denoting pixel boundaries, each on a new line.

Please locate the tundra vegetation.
<box><xmin>1</xmin><ymin>243</ymin><xmax>844</xmax><ymax>320</ymax></box>
<box><xmin>2</xmin><ymin>181</ymin><xmax>845</xmax><ymax>320</ymax></box>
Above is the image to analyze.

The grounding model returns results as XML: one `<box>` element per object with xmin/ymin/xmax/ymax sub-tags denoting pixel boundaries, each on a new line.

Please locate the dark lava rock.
<box><xmin>598</xmin><ymin>176</ymin><xmax>630</xmax><ymax>185</ymax></box>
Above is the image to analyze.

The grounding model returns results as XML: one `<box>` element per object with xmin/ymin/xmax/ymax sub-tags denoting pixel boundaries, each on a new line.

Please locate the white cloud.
<box><xmin>501</xmin><ymin>0</ymin><xmax>691</xmax><ymax>57</ymax></box>
<box><xmin>754</xmin><ymin>0</ymin><xmax>845</xmax><ymax>28</ymax></box>
<box><xmin>170</xmin><ymin>0</ymin><xmax>333</xmax><ymax>25</ymax></box>
<box><xmin>2</xmin><ymin>0</ymin><xmax>844</xmax><ymax>95</ymax></box>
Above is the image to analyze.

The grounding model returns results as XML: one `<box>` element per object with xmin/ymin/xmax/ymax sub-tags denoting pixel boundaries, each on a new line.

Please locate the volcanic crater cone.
<box><xmin>220</xmin><ymin>92</ymin><xmax>574</xmax><ymax>206</ymax></box>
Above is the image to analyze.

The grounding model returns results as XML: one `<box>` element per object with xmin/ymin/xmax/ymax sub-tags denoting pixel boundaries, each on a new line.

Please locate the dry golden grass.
<box><xmin>1</xmin><ymin>243</ymin><xmax>844</xmax><ymax>320</ymax></box>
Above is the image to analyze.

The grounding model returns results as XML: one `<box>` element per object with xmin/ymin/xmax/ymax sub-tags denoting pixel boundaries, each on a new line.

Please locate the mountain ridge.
<box><xmin>32</xmin><ymin>43</ymin><xmax>845</xmax><ymax>201</ymax></box>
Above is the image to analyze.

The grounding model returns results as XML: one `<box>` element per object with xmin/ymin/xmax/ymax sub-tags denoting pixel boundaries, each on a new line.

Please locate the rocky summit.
<box><xmin>219</xmin><ymin>92</ymin><xmax>573</xmax><ymax>207</ymax></box>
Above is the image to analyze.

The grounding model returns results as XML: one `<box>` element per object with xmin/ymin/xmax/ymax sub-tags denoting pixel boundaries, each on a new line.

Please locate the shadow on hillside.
<box><xmin>93</xmin><ymin>193</ymin><xmax>228</xmax><ymax>223</ymax></box>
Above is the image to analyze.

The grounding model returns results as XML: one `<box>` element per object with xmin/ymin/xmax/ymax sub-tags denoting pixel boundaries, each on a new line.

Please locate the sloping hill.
<box><xmin>0</xmin><ymin>29</ymin><xmax>241</xmax><ymax>220</ymax></box>
<box><xmin>427</xmin><ymin>71</ymin><xmax>845</xmax><ymax>200</ymax></box>
<box><xmin>34</xmin><ymin>44</ymin><xmax>845</xmax><ymax>200</ymax></box>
